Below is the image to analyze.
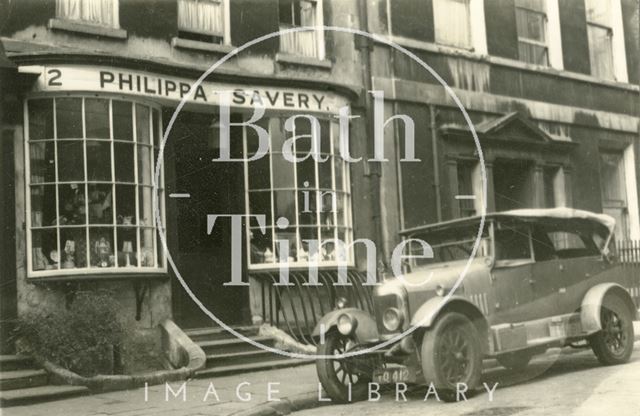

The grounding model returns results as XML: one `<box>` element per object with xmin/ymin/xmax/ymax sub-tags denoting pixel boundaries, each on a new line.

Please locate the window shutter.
<box><xmin>484</xmin><ymin>0</ymin><xmax>519</xmax><ymax>60</ymax></box>
<box><xmin>558</xmin><ymin>0</ymin><xmax>591</xmax><ymax>74</ymax></box>
<box><xmin>229</xmin><ymin>0</ymin><xmax>280</xmax><ymax>54</ymax></box>
<box><xmin>390</xmin><ymin>0</ymin><xmax>435</xmax><ymax>43</ymax></box>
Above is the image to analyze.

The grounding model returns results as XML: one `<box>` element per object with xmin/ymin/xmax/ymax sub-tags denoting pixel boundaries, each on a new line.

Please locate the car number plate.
<box><xmin>373</xmin><ymin>366</ymin><xmax>416</xmax><ymax>384</ymax></box>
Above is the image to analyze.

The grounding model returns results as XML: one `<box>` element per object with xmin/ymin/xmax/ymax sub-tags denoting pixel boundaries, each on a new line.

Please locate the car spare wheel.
<box><xmin>497</xmin><ymin>350</ymin><xmax>534</xmax><ymax>371</ymax></box>
<box><xmin>421</xmin><ymin>312</ymin><xmax>482</xmax><ymax>402</ymax></box>
<box><xmin>589</xmin><ymin>294</ymin><xmax>635</xmax><ymax>365</ymax></box>
<box><xmin>316</xmin><ymin>331</ymin><xmax>372</xmax><ymax>403</ymax></box>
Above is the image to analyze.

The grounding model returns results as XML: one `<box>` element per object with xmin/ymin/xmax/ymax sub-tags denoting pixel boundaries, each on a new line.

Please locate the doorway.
<box><xmin>167</xmin><ymin>110</ymin><xmax>248</xmax><ymax>329</ymax></box>
<box><xmin>493</xmin><ymin>160</ymin><xmax>534</xmax><ymax>211</ymax></box>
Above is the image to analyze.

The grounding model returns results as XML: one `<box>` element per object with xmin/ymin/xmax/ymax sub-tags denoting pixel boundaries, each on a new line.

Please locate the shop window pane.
<box><xmin>32</xmin><ymin>229</ymin><xmax>59</xmax><ymax>271</ymax></box>
<box><xmin>319</xmin><ymin>156</ymin><xmax>332</xmax><ymax>189</ymax></box>
<box><xmin>138</xmin><ymin>145</ymin><xmax>152</xmax><ymax>185</ymax></box>
<box><xmin>274</xmin><ymin>190</ymin><xmax>296</xmax><ymax>223</ymax></box>
<box><xmin>90</xmin><ymin>227</ymin><xmax>115</xmax><ymax>268</ymax></box>
<box><xmin>248</xmin><ymin>156</ymin><xmax>271</xmax><ymax>190</ymax></box>
<box><xmin>272</xmin><ymin>153</ymin><xmax>295</xmax><ymax>189</ymax></box>
<box><xmin>245</xmin><ymin>118</ymin><xmax>269</xmax><ymax>157</ymax></box>
<box><xmin>270</xmin><ymin>118</ymin><xmax>286</xmax><ymax>154</ymax></box>
<box><xmin>29</xmin><ymin>142</ymin><xmax>56</xmax><ymax>184</ymax></box>
<box><xmin>140</xmin><ymin>228</ymin><xmax>155</xmax><ymax>267</ymax></box>
<box><xmin>138</xmin><ymin>186</ymin><xmax>154</xmax><ymax>228</ymax></box>
<box><xmin>297</xmin><ymin>188</ymin><xmax>316</xmax><ymax>225</ymax></box>
<box><xmin>319</xmin><ymin>190</ymin><xmax>336</xmax><ymax>223</ymax></box>
<box><xmin>58</xmin><ymin>183</ymin><xmax>86</xmax><ymax>225</ymax></box>
<box><xmin>28</xmin><ymin>99</ymin><xmax>54</xmax><ymax>140</ymax></box>
<box><xmin>30</xmin><ymin>185</ymin><xmax>57</xmax><ymax>227</ymax></box>
<box><xmin>57</xmin><ymin>140</ymin><xmax>84</xmax><ymax>181</ymax></box>
<box><xmin>136</xmin><ymin>104</ymin><xmax>151</xmax><ymax>144</ymax></box>
<box><xmin>59</xmin><ymin>227</ymin><xmax>88</xmax><ymax>269</ymax></box>
<box><xmin>275</xmin><ymin>229</ymin><xmax>297</xmax><ymax>261</ymax></box>
<box><xmin>88</xmin><ymin>184</ymin><xmax>113</xmax><ymax>224</ymax></box>
<box><xmin>334</xmin><ymin>158</ymin><xmax>344</xmax><ymax>191</ymax></box>
<box><xmin>116</xmin><ymin>227</ymin><xmax>138</xmax><ymax>267</ymax></box>
<box><xmin>85</xmin><ymin>98</ymin><xmax>110</xmax><ymax>139</ymax></box>
<box><xmin>152</xmin><ymin>109</ymin><xmax>161</xmax><ymax>148</ymax></box>
<box><xmin>293</xmin><ymin>117</ymin><xmax>313</xmax><ymax>155</ymax></box>
<box><xmin>320</xmin><ymin>119</ymin><xmax>330</xmax><ymax>154</ymax></box>
<box><xmin>249</xmin><ymin>191</ymin><xmax>272</xmax><ymax>225</ymax></box>
<box><xmin>116</xmin><ymin>184</ymin><xmax>137</xmax><ymax>225</ymax></box>
<box><xmin>114</xmin><ymin>142</ymin><xmax>135</xmax><ymax>183</ymax></box>
<box><xmin>113</xmin><ymin>101</ymin><xmax>133</xmax><ymax>141</ymax></box>
<box><xmin>250</xmin><ymin>227</ymin><xmax>273</xmax><ymax>264</ymax></box>
<box><xmin>56</xmin><ymin>98</ymin><xmax>83</xmax><ymax>139</ymax></box>
<box><xmin>86</xmin><ymin>140</ymin><xmax>112</xmax><ymax>181</ymax></box>
<box><xmin>296</xmin><ymin>156</ymin><xmax>316</xmax><ymax>189</ymax></box>
<box><xmin>336</xmin><ymin>193</ymin><xmax>347</xmax><ymax>226</ymax></box>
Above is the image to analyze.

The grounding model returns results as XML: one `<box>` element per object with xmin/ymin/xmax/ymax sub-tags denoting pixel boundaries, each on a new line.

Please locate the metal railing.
<box><xmin>249</xmin><ymin>269</ymin><xmax>374</xmax><ymax>345</ymax></box>
<box><xmin>618</xmin><ymin>239</ymin><xmax>640</xmax><ymax>264</ymax></box>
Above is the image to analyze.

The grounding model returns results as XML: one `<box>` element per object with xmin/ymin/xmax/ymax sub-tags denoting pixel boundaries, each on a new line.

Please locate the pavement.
<box><xmin>1</xmin><ymin>364</ymin><xmax>321</xmax><ymax>416</ymax></box>
<box><xmin>3</xmin><ymin>323</ymin><xmax>640</xmax><ymax>416</ymax></box>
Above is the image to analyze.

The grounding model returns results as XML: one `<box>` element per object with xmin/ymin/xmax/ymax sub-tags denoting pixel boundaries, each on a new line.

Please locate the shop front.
<box><xmin>17</xmin><ymin>62</ymin><xmax>362</xmax><ymax>335</ymax></box>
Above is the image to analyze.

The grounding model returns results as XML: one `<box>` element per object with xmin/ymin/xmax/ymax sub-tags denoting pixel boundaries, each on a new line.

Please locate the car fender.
<box><xmin>581</xmin><ymin>283</ymin><xmax>638</xmax><ymax>334</ymax></box>
<box><xmin>312</xmin><ymin>308</ymin><xmax>379</xmax><ymax>343</ymax></box>
<box><xmin>410</xmin><ymin>295</ymin><xmax>486</xmax><ymax>329</ymax></box>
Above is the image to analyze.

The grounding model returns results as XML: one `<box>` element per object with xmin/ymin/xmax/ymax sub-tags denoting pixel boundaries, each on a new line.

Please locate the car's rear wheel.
<box><xmin>497</xmin><ymin>350</ymin><xmax>533</xmax><ymax>371</ymax></box>
<box><xmin>421</xmin><ymin>312</ymin><xmax>482</xmax><ymax>402</ymax></box>
<box><xmin>589</xmin><ymin>295</ymin><xmax>634</xmax><ymax>365</ymax></box>
<box><xmin>316</xmin><ymin>332</ymin><xmax>371</xmax><ymax>403</ymax></box>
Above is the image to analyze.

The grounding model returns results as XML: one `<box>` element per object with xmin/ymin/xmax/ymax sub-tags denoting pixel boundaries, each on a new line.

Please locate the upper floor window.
<box><xmin>515</xmin><ymin>0</ymin><xmax>548</xmax><ymax>66</ymax></box>
<box><xmin>278</xmin><ymin>0</ymin><xmax>325</xmax><ymax>59</ymax></box>
<box><xmin>56</xmin><ymin>0</ymin><xmax>119</xmax><ymax>28</ymax></box>
<box><xmin>585</xmin><ymin>0</ymin><xmax>628</xmax><ymax>81</ymax></box>
<box><xmin>585</xmin><ymin>0</ymin><xmax>614</xmax><ymax>79</ymax></box>
<box><xmin>434</xmin><ymin>0</ymin><xmax>472</xmax><ymax>49</ymax></box>
<box><xmin>26</xmin><ymin>96</ymin><xmax>166</xmax><ymax>278</ymax></box>
<box><xmin>178</xmin><ymin>0</ymin><xmax>230</xmax><ymax>44</ymax></box>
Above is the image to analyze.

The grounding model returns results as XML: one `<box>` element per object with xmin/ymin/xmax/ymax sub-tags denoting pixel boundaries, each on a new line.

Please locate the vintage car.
<box><xmin>314</xmin><ymin>208</ymin><xmax>638</xmax><ymax>402</ymax></box>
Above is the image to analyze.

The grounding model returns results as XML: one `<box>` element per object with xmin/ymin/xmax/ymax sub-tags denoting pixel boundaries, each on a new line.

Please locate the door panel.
<box><xmin>168</xmin><ymin>111</ymin><xmax>248</xmax><ymax>329</ymax></box>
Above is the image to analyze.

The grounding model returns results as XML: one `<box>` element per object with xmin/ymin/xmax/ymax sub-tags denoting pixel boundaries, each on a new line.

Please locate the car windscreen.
<box><xmin>405</xmin><ymin>224</ymin><xmax>491</xmax><ymax>267</ymax></box>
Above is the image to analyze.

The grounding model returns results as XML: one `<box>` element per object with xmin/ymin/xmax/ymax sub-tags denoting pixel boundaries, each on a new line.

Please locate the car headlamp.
<box><xmin>335</xmin><ymin>297</ymin><xmax>348</xmax><ymax>309</ymax></box>
<box><xmin>382</xmin><ymin>307</ymin><xmax>403</xmax><ymax>332</ymax></box>
<box><xmin>337</xmin><ymin>313</ymin><xmax>357</xmax><ymax>336</ymax></box>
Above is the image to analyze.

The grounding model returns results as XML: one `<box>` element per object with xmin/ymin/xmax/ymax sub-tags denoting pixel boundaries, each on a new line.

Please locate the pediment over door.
<box><xmin>440</xmin><ymin>112</ymin><xmax>576</xmax><ymax>151</ymax></box>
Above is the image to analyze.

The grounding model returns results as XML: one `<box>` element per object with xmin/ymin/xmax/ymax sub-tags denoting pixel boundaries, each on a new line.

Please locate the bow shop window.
<box><xmin>25</xmin><ymin>96</ymin><xmax>166</xmax><ymax>277</ymax></box>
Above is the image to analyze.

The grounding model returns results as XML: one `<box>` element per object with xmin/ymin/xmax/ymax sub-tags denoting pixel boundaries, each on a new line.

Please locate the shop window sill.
<box><xmin>171</xmin><ymin>37</ymin><xmax>235</xmax><ymax>54</ymax></box>
<box><xmin>48</xmin><ymin>18</ymin><xmax>127</xmax><ymax>40</ymax></box>
<box><xmin>276</xmin><ymin>52</ymin><xmax>332</xmax><ymax>70</ymax></box>
<box><xmin>28</xmin><ymin>271</ymin><xmax>169</xmax><ymax>284</ymax></box>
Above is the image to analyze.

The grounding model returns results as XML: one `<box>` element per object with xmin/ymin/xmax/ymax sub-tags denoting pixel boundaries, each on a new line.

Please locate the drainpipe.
<box><xmin>429</xmin><ymin>104</ymin><xmax>442</xmax><ymax>222</ymax></box>
<box><xmin>356</xmin><ymin>0</ymin><xmax>385</xmax><ymax>278</ymax></box>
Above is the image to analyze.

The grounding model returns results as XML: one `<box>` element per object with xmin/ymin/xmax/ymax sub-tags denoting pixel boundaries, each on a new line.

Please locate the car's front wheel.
<box><xmin>316</xmin><ymin>331</ymin><xmax>371</xmax><ymax>403</ymax></box>
<box><xmin>589</xmin><ymin>295</ymin><xmax>634</xmax><ymax>365</ymax></box>
<box><xmin>421</xmin><ymin>312</ymin><xmax>482</xmax><ymax>402</ymax></box>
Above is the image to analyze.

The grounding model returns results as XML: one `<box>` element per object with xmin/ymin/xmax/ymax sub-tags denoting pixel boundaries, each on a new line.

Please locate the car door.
<box><xmin>491</xmin><ymin>222</ymin><xmax>536</xmax><ymax>324</ymax></box>
<box><xmin>543</xmin><ymin>229</ymin><xmax>606</xmax><ymax>316</ymax></box>
<box><xmin>529</xmin><ymin>225</ymin><xmax>562</xmax><ymax>319</ymax></box>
